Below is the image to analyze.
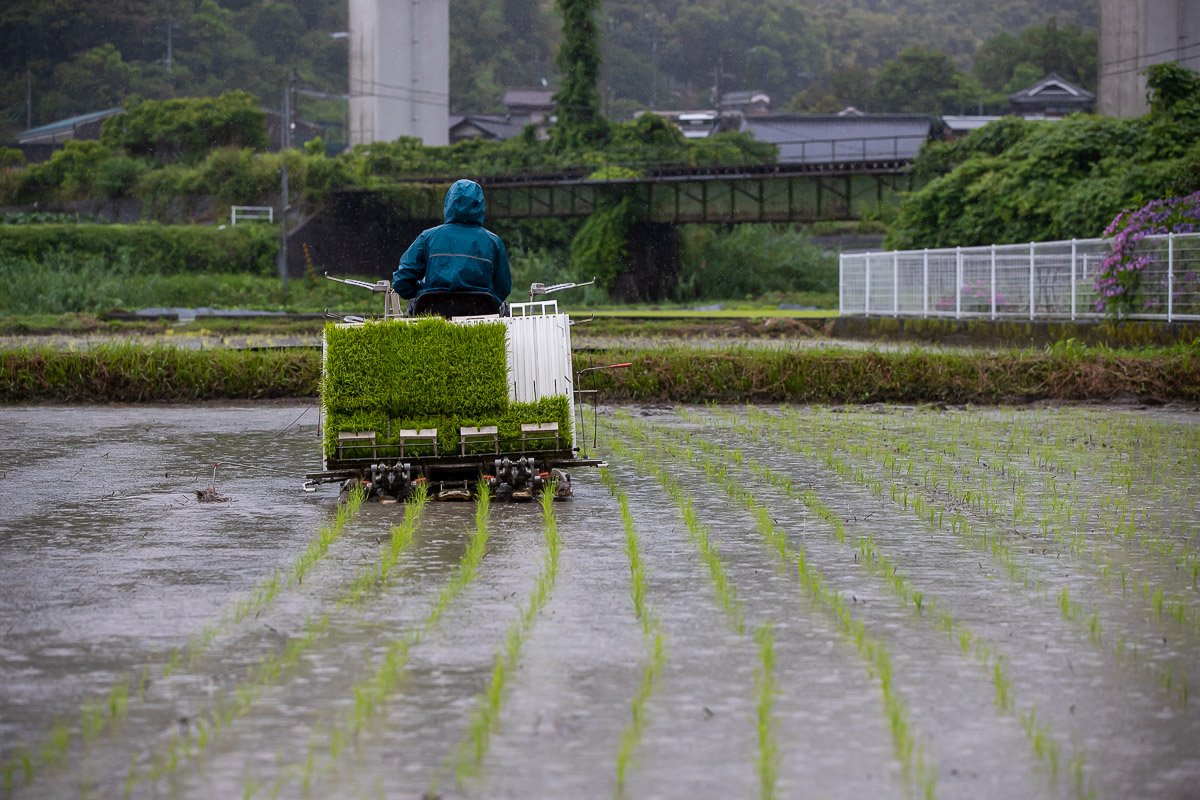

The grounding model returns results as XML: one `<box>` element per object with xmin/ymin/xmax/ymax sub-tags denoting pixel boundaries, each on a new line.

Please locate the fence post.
<box><xmin>1070</xmin><ymin>238</ymin><xmax>1077</xmax><ymax>320</ymax></box>
<box><xmin>838</xmin><ymin>254</ymin><xmax>844</xmax><ymax>315</ymax></box>
<box><xmin>955</xmin><ymin>246</ymin><xmax>963</xmax><ymax>319</ymax></box>
<box><xmin>865</xmin><ymin>254</ymin><xmax>872</xmax><ymax>316</ymax></box>
<box><xmin>1028</xmin><ymin>242</ymin><xmax>1035</xmax><ymax>321</ymax></box>
<box><xmin>990</xmin><ymin>244</ymin><xmax>997</xmax><ymax>320</ymax></box>
<box><xmin>893</xmin><ymin>251</ymin><xmax>899</xmax><ymax>316</ymax></box>
<box><xmin>922</xmin><ymin>248</ymin><xmax>929</xmax><ymax>317</ymax></box>
<box><xmin>1168</xmin><ymin>232</ymin><xmax>1175</xmax><ymax>323</ymax></box>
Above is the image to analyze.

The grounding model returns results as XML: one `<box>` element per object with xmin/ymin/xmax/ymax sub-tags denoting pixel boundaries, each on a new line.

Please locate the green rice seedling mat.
<box><xmin>322</xmin><ymin>318</ymin><xmax>509</xmax><ymax>418</ymax></box>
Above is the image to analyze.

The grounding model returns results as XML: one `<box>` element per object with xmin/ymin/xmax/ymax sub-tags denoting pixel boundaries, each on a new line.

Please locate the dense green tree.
<box><xmin>37</xmin><ymin>45</ymin><xmax>149</xmax><ymax>121</ymax></box>
<box><xmin>872</xmin><ymin>46</ymin><xmax>979</xmax><ymax>114</ymax></box>
<box><xmin>552</xmin><ymin>0</ymin><xmax>607</xmax><ymax>148</ymax></box>
<box><xmin>449</xmin><ymin>0</ymin><xmax>557</xmax><ymax>112</ymax></box>
<box><xmin>657</xmin><ymin>0</ymin><xmax>824</xmax><ymax>107</ymax></box>
<box><xmin>973</xmin><ymin>18</ymin><xmax>1097</xmax><ymax>93</ymax></box>
<box><xmin>787</xmin><ymin>64</ymin><xmax>876</xmax><ymax>112</ymax></box>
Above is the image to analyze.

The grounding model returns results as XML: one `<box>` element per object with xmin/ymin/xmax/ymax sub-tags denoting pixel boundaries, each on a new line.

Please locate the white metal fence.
<box><xmin>839</xmin><ymin>232</ymin><xmax>1200</xmax><ymax>322</ymax></box>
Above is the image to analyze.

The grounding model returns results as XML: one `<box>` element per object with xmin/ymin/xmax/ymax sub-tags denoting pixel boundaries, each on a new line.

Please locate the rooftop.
<box><xmin>18</xmin><ymin>106</ymin><xmax>123</xmax><ymax>140</ymax></box>
<box><xmin>1009</xmin><ymin>73</ymin><xmax>1095</xmax><ymax>105</ymax></box>
<box><xmin>502</xmin><ymin>88</ymin><xmax>555</xmax><ymax>109</ymax></box>
<box><xmin>739</xmin><ymin>113</ymin><xmax>934</xmax><ymax>163</ymax></box>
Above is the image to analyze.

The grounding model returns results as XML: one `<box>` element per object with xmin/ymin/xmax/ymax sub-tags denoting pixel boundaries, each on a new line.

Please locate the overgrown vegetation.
<box><xmin>887</xmin><ymin>63</ymin><xmax>1200</xmax><ymax>249</ymax></box>
<box><xmin>0</xmin><ymin>222</ymin><xmax>276</xmax><ymax>273</ymax></box>
<box><xmin>675</xmin><ymin>224</ymin><xmax>836</xmax><ymax>302</ymax></box>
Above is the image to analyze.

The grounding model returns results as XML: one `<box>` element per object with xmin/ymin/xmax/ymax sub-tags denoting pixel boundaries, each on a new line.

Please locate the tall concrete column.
<box><xmin>1100</xmin><ymin>0</ymin><xmax>1200</xmax><ymax>118</ymax></box>
<box><xmin>349</xmin><ymin>0</ymin><xmax>449</xmax><ymax>145</ymax></box>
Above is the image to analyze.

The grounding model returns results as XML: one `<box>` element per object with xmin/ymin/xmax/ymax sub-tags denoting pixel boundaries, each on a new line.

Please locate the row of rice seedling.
<box><xmin>1</xmin><ymin>678</ymin><xmax>132</xmax><ymax>798</ymax></box>
<box><xmin>598</xmin><ymin>468</ymin><xmax>668</xmax><ymax>792</ymax></box>
<box><xmin>982</xmin><ymin>408</ymin><xmax>1200</xmax><ymax>568</ymax></box>
<box><xmin>132</xmin><ymin>487</ymin><xmax>428</xmax><ymax>790</ymax></box>
<box><xmin>842</xmin><ymin>406</ymin><xmax>1200</xmax><ymax>587</ymax></box>
<box><xmin>450</xmin><ymin>486</ymin><xmax>562</xmax><ymax>787</ymax></box>
<box><xmin>787</xmin><ymin>405</ymin><xmax>1200</xmax><ymax>661</ymax></box>
<box><xmin>602</xmin><ymin>432</ymin><xmax>784</xmax><ymax>799</ymax></box>
<box><xmin>862</xmin><ymin>407</ymin><xmax>1200</xmax><ymax>691</ymax></box>
<box><xmin>663</xmin><ymin>411</ymin><xmax>1086</xmax><ymax>795</ymax></box>
<box><xmin>727</xmin><ymin>405</ymin><xmax>1191</xmax><ymax>705</ymax></box>
<box><xmin>605</xmin><ymin>436</ymin><xmax>743</xmax><ymax>632</ymax></box>
<box><xmin>606</xmin><ymin>417</ymin><xmax>932</xmax><ymax>800</ymax></box>
<box><xmin>182</xmin><ymin>486</ymin><xmax>366</xmax><ymax>669</ymax></box>
<box><xmin>268</xmin><ymin>486</ymin><xmax>494</xmax><ymax>797</ymax></box>
<box><xmin>912</xmin><ymin>409</ymin><xmax>1200</xmax><ymax>617</ymax></box>
<box><xmin>752</xmin><ymin>623</ymin><xmax>780</xmax><ymax>800</ymax></box>
<box><xmin>0</xmin><ymin>489</ymin><xmax>367</xmax><ymax>798</ymax></box>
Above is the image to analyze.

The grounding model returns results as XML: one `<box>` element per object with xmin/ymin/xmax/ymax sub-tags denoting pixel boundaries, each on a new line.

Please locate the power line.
<box><xmin>1100</xmin><ymin>39</ymin><xmax>1200</xmax><ymax>70</ymax></box>
<box><xmin>349</xmin><ymin>75</ymin><xmax>448</xmax><ymax>99</ymax></box>
<box><xmin>353</xmin><ymin>88</ymin><xmax>451</xmax><ymax>109</ymax></box>
<box><xmin>1099</xmin><ymin>52</ymin><xmax>1200</xmax><ymax>81</ymax></box>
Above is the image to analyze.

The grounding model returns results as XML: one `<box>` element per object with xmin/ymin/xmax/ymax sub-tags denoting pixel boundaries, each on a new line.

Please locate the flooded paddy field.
<box><xmin>1</xmin><ymin>403</ymin><xmax>1198</xmax><ymax>799</ymax></box>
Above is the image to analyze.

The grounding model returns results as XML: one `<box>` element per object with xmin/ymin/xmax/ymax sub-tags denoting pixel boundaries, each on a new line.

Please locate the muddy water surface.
<box><xmin>1</xmin><ymin>404</ymin><xmax>1198</xmax><ymax>799</ymax></box>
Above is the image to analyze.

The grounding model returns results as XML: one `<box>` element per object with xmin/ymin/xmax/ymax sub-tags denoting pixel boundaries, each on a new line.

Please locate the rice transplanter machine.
<box><xmin>304</xmin><ymin>278</ymin><xmax>613</xmax><ymax>501</ymax></box>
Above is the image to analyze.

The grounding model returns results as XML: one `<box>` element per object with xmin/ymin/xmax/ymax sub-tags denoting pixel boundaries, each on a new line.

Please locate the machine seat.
<box><xmin>410</xmin><ymin>290</ymin><xmax>502</xmax><ymax>319</ymax></box>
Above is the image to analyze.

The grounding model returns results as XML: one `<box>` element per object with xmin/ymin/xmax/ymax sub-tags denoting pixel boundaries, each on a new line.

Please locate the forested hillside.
<box><xmin>0</xmin><ymin>0</ymin><xmax>1097</xmax><ymax>141</ymax></box>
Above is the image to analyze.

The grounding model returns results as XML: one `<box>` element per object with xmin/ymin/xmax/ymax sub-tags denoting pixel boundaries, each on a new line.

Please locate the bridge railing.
<box><xmin>839</xmin><ymin>232</ymin><xmax>1200</xmax><ymax>322</ymax></box>
<box><xmin>369</xmin><ymin>134</ymin><xmax>927</xmax><ymax>184</ymax></box>
<box><xmin>771</xmin><ymin>134</ymin><xmax>929</xmax><ymax>164</ymax></box>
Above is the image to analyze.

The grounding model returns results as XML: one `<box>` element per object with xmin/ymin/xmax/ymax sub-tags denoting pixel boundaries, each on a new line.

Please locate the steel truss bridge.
<box><xmin>336</xmin><ymin>135</ymin><xmax>923</xmax><ymax>224</ymax></box>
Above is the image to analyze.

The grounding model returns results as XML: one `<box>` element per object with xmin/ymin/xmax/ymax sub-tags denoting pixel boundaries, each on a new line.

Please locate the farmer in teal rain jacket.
<box><xmin>392</xmin><ymin>179</ymin><xmax>512</xmax><ymax>314</ymax></box>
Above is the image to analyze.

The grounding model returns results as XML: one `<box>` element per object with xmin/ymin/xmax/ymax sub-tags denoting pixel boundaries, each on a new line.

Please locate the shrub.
<box><xmin>0</xmin><ymin>223</ymin><xmax>278</xmax><ymax>275</ymax></box>
<box><xmin>1093</xmin><ymin>191</ymin><xmax>1200</xmax><ymax>317</ymax></box>
<box><xmin>0</xmin><ymin>148</ymin><xmax>25</xmax><ymax>168</ymax></box>
<box><xmin>100</xmin><ymin>91</ymin><xmax>268</xmax><ymax>164</ymax></box>
<box><xmin>96</xmin><ymin>156</ymin><xmax>149</xmax><ymax>198</ymax></box>
<box><xmin>675</xmin><ymin>224</ymin><xmax>836</xmax><ymax>301</ymax></box>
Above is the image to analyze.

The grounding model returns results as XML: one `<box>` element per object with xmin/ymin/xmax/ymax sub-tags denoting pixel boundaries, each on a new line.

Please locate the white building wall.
<box><xmin>349</xmin><ymin>0</ymin><xmax>449</xmax><ymax>146</ymax></box>
<box><xmin>1099</xmin><ymin>0</ymin><xmax>1200</xmax><ymax>117</ymax></box>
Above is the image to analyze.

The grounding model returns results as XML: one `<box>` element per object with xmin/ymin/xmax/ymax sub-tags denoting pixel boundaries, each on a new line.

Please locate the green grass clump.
<box><xmin>599</xmin><ymin>468</ymin><xmax>667</xmax><ymax>791</ymax></box>
<box><xmin>453</xmin><ymin>485</ymin><xmax>561</xmax><ymax>785</ymax></box>
<box><xmin>323</xmin><ymin>318</ymin><xmax>508</xmax><ymax>417</ymax></box>
<box><xmin>754</xmin><ymin>623</ymin><xmax>780</xmax><ymax>800</ymax></box>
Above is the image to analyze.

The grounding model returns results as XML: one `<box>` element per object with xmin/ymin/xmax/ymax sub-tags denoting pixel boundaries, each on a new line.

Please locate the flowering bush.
<box><xmin>1093</xmin><ymin>191</ymin><xmax>1200</xmax><ymax>317</ymax></box>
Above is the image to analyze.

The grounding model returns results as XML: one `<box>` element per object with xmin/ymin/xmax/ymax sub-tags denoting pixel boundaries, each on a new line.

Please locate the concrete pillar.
<box><xmin>1100</xmin><ymin>0</ymin><xmax>1200</xmax><ymax>118</ymax></box>
<box><xmin>350</xmin><ymin>0</ymin><xmax>449</xmax><ymax>145</ymax></box>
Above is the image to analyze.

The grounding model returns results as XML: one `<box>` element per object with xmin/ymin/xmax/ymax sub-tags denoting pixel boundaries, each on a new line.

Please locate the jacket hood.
<box><xmin>443</xmin><ymin>179</ymin><xmax>485</xmax><ymax>224</ymax></box>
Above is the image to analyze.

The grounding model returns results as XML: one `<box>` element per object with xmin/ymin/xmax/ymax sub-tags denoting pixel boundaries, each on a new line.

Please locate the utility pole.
<box><xmin>715</xmin><ymin>51</ymin><xmax>723</xmax><ymax>109</ymax></box>
<box><xmin>651</xmin><ymin>36</ymin><xmax>659</xmax><ymax>110</ymax></box>
<box><xmin>25</xmin><ymin>68</ymin><xmax>31</xmax><ymax>129</ymax></box>
<box><xmin>278</xmin><ymin>70</ymin><xmax>294</xmax><ymax>291</ymax></box>
<box><xmin>166</xmin><ymin>16</ymin><xmax>173</xmax><ymax>75</ymax></box>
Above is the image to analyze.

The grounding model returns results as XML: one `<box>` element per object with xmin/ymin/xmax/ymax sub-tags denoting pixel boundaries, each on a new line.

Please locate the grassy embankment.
<box><xmin>1</xmin><ymin>342</ymin><xmax>1197</xmax><ymax>404</ymax></box>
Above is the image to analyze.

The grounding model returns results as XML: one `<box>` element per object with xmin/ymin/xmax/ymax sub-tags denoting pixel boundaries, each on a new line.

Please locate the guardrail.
<box><xmin>230</xmin><ymin>205</ymin><xmax>274</xmax><ymax>225</ymax></box>
<box><xmin>839</xmin><ymin>232</ymin><xmax>1200</xmax><ymax>322</ymax></box>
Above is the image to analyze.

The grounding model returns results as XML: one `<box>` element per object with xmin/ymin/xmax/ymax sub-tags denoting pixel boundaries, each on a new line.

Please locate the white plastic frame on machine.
<box><xmin>839</xmin><ymin>232</ymin><xmax>1200</xmax><ymax>322</ymax></box>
